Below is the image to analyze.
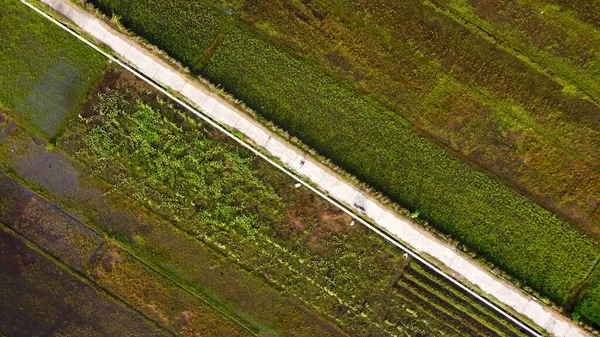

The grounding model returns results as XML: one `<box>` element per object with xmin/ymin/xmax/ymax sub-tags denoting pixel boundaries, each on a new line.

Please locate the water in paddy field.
<box><xmin>16</xmin><ymin>59</ymin><xmax>80</xmax><ymax>139</ymax></box>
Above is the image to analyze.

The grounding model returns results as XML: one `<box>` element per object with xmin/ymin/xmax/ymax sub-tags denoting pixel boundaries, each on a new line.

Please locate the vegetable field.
<box><xmin>200</xmin><ymin>22</ymin><xmax>600</xmax><ymax>307</ymax></box>
<box><xmin>62</xmin><ymin>71</ymin><xmax>532</xmax><ymax>336</ymax></box>
<box><xmin>84</xmin><ymin>0</ymin><xmax>600</xmax><ymax>327</ymax></box>
<box><xmin>0</xmin><ymin>0</ymin><xmax>107</xmax><ymax>140</ymax></box>
<box><xmin>0</xmin><ymin>51</ymin><xmax>531</xmax><ymax>335</ymax></box>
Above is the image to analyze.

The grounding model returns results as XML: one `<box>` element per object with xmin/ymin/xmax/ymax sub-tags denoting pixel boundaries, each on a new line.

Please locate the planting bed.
<box><xmin>90</xmin><ymin>0</ymin><xmax>227</xmax><ymax>67</ymax></box>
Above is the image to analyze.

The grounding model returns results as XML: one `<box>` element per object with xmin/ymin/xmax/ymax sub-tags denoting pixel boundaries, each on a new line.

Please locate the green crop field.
<box><xmin>0</xmin><ymin>0</ymin><xmax>107</xmax><ymax>140</ymax></box>
<box><xmin>0</xmin><ymin>48</ymin><xmax>530</xmax><ymax>335</ymax></box>
<box><xmin>228</xmin><ymin>0</ymin><xmax>600</xmax><ymax>239</ymax></box>
<box><xmin>90</xmin><ymin>0</ymin><xmax>228</xmax><ymax>68</ymax></box>
<box><xmin>203</xmin><ymin>22</ymin><xmax>600</xmax><ymax>307</ymax></box>
<box><xmin>80</xmin><ymin>0</ymin><xmax>600</xmax><ymax>327</ymax></box>
<box><xmin>4</xmin><ymin>0</ymin><xmax>600</xmax><ymax>331</ymax></box>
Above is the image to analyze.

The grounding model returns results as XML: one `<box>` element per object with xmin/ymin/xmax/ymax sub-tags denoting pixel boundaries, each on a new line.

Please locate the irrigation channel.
<box><xmin>19</xmin><ymin>0</ymin><xmax>585</xmax><ymax>336</ymax></box>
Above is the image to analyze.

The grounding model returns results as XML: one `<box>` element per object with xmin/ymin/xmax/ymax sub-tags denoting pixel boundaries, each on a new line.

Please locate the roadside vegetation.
<box><xmin>0</xmin><ymin>224</ymin><xmax>169</xmax><ymax>337</ymax></box>
<box><xmin>90</xmin><ymin>0</ymin><xmax>227</xmax><ymax>67</ymax></box>
<box><xmin>86</xmin><ymin>0</ymin><xmax>600</xmax><ymax>318</ymax></box>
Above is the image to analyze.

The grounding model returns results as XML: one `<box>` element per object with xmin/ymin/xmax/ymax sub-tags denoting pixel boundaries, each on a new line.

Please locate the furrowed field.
<box><xmin>0</xmin><ymin>1</ymin><xmax>535</xmax><ymax>334</ymax></box>
<box><xmin>86</xmin><ymin>0</ymin><xmax>600</xmax><ymax>327</ymax></box>
<box><xmin>0</xmin><ymin>0</ymin><xmax>107</xmax><ymax>140</ymax></box>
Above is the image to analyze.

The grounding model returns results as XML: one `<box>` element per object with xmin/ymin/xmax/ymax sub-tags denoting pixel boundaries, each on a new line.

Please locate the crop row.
<box><xmin>400</xmin><ymin>263</ymin><xmax>525</xmax><ymax>337</ymax></box>
<box><xmin>397</xmin><ymin>279</ymin><xmax>500</xmax><ymax>337</ymax></box>
<box><xmin>392</xmin><ymin>281</ymin><xmax>481</xmax><ymax>336</ymax></box>
<box><xmin>90</xmin><ymin>0</ymin><xmax>227</xmax><ymax>67</ymax></box>
<box><xmin>408</xmin><ymin>262</ymin><xmax>528</xmax><ymax>335</ymax></box>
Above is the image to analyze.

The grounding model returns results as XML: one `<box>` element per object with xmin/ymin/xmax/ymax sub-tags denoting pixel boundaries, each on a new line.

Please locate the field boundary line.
<box><xmin>0</xmin><ymin>173</ymin><xmax>261</xmax><ymax>336</ymax></box>
<box><xmin>20</xmin><ymin>1</ymin><xmax>588</xmax><ymax>336</ymax></box>
<box><xmin>0</xmin><ymin>222</ymin><xmax>178</xmax><ymax>337</ymax></box>
<box><xmin>424</xmin><ymin>0</ymin><xmax>600</xmax><ymax>106</ymax></box>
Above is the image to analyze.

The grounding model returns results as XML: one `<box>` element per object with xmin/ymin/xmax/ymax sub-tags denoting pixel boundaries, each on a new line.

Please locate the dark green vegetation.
<box><xmin>91</xmin><ymin>0</ymin><xmax>228</xmax><ymax>68</ymax></box>
<box><xmin>88</xmin><ymin>0</ymin><xmax>600</xmax><ymax>321</ymax></box>
<box><xmin>576</xmin><ymin>280</ymin><xmax>600</xmax><ymax>328</ymax></box>
<box><xmin>0</xmin><ymin>0</ymin><xmax>107</xmax><ymax>140</ymax></box>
